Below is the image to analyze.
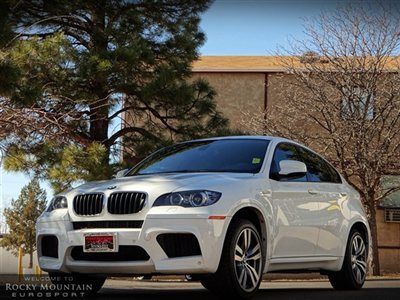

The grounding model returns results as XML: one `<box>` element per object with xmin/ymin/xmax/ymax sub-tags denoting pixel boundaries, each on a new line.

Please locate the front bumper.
<box><xmin>36</xmin><ymin>210</ymin><xmax>230</xmax><ymax>275</ymax></box>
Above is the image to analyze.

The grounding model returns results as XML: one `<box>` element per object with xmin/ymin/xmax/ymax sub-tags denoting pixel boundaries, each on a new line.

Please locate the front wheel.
<box><xmin>201</xmin><ymin>219</ymin><xmax>264</xmax><ymax>299</ymax></box>
<box><xmin>328</xmin><ymin>229</ymin><xmax>368</xmax><ymax>290</ymax></box>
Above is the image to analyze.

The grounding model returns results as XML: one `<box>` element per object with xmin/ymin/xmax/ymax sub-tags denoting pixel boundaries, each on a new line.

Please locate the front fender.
<box><xmin>225</xmin><ymin>198</ymin><xmax>273</xmax><ymax>270</ymax></box>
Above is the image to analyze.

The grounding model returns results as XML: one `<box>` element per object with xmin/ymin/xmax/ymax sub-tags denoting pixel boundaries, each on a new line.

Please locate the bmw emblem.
<box><xmin>107</xmin><ymin>185</ymin><xmax>117</xmax><ymax>190</ymax></box>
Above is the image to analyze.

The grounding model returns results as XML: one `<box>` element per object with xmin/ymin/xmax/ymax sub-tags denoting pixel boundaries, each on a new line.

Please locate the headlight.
<box><xmin>153</xmin><ymin>190</ymin><xmax>222</xmax><ymax>208</ymax></box>
<box><xmin>46</xmin><ymin>196</ymin><xmax>68</xmax><ymax>212</ymax></box>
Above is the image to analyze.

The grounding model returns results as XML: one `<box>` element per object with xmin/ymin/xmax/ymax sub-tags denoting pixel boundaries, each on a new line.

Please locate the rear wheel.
<box><xmin>49</xmin><ymin>272</ymin><xmax>106</xmax><ymax>296</ymax></box>
<box><xmin>328</xmin><ymin>229</ymin><xmax>367</xmax><ymax>290</ymax></box>
<box><xmin>201</xmin><ymin>219</ymin><xmax>264</xmax><ymax>299</ymax></box>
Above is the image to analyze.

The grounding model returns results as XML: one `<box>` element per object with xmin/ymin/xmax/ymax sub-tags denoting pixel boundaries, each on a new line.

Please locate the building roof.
<box><xmin>380</xmin><ymin>192</ymin><xmax>400</xmax><ymax>208</ymax></box>
<box><xmin>192</xmin><ymin>56</ymin><xmax>288</xmax><ymax>72</ymax></box>
<box><xmin>192</xmin><ymin>55</ymin><xmax>400</xmax><ymax>73</ymax></box>
<box><xmin>380</xmin><ymin>200</ymin><xmax>400</xmax><ymax>209</ymax></box>
<box><xmin>379</xmin><ymin>176</ymin><xmax>400</xmax><ymax>208</ymax></box>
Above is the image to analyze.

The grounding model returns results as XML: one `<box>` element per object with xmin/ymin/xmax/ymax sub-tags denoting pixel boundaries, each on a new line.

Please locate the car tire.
<box><xmin>49</xmin><ymin>272</ymin><xmax>106</xmax><ymax>296</ymax></box>
<box><xmin>328</xmin><ymin>229</ymin><xmax>368</xmax><ymax>290</ymax></box>
<box><xmin>201</xmin><ymin>219</ymin><xmax>264</xmax><ymax>299</ymax></box>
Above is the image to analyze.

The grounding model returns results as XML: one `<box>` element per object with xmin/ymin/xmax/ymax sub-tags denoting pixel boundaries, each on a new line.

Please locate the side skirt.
<box><xmin>264</xmin><ymin>256</ymin><xmax>342</xmax><ymax>273</ymax></box>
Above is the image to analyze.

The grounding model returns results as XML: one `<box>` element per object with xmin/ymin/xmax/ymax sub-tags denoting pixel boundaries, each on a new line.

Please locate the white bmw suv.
<box><xmin>37</xmin><ymin>136</ymin><xmax>370</xmax><ymax>298</ymax></box>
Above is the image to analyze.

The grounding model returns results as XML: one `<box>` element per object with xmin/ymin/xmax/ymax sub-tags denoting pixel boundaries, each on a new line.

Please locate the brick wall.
<box><xmin>377</xmin><ymin>208</ymin><xmax>400</xmax><ymax>273</ymax></box>
<box><xmin>191</xmin><ymin>72</ymin><xmax>265</xmax><ymax>127</ymax></box>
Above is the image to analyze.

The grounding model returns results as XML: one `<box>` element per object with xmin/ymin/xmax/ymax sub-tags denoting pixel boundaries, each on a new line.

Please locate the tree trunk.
<box><xmin>29</xmin><ymin>251</ymin><xmax>33</xmax><ymax>269</ymax></box>
<box><xmin>89</xmin><ymin>100</ymin><xmax>109</xmax><ymax>144</ymax></box>
<box><xmin>367</xmin><ymin>205</ymin><xmax>381</xmax><ymax>275</ymax></box>
<box><xmin>89</xmin><ymin>1</ymin><xmax>110</xmax><ymax>159</ymax></box>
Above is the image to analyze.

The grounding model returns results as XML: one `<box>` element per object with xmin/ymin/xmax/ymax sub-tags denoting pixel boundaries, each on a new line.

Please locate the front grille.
<box><xmin>72</xmin><ymin>220</ymin><xmax>143</xmax><ymax>230</ymax></box>
<box><xmin>70</xmin><ymin>246</ymin><xmax>150</xmax><ymax>262</ymax></box>
<box><xmin>107</xmin><ymin>192</ymin><xmax>146</xmax><ymax>214</ymax></box>
<box><xmin>73</xmin><ymin>193</ymin><xmax>104</xmax><ymax>216</ymax></box>
<box><xmin>41</xmin><ymin>235</ymin><xmax>58</xmax><ymax>258</ymax></box>
<box><xmin>157</xmin><ymin>233</ymin><xmax>201</xmax><ymax>258</ymax></box>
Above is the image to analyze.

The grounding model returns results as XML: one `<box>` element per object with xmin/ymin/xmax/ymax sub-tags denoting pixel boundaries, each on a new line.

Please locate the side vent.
<box><xmin>41</xmin><ymin>235</ymin><xmax>58</xmax><ymax>258</ymax></box>
<box><xmin>157</xmin><ymin>233</ymin><xmax>201</xmax><ymax>258</ymax></box>
<box><xmin>384</xmin><ymin>208</ymin><xmax>400</xmax><ymax>223</ymax></box>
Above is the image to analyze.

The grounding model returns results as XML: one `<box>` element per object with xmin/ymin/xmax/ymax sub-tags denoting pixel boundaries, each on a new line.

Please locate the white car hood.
<box><xmin>69</xmin><ymin>172</ymin><xmax>251</xmax><ymax>194</ymax></box>
<box><xmin>64</xmin><ymin>172</ymin><xmax>253</xmax><ymax>220</ymax></box>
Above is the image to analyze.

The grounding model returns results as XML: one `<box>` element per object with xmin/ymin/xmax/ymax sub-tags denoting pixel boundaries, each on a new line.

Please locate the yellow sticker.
<box><xmin>252</xmin><ymin>158</ymin><xmax>261</xmax><ymax>164</ymax></box>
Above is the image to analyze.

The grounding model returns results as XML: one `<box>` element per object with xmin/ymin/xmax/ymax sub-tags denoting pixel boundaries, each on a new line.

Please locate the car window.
<box><xmin>297</xmin><ymin>146</ymin><xmax>342</xmax><ymax>183</ymax></box>
<box><xmin>127</xmin><ymin>139</ymin><xmax>270</xmax><ymax>175</ymax></box>
<box><xmin>269</xmin><ymin>143</ymin><xmax>307</xmax><ymax>182</ymax></box>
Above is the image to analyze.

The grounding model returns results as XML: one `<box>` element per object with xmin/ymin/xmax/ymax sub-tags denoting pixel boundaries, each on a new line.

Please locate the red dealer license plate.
<box><xmin>84</xmin><ymin>233</ymin><xmax>117</xmax><ymax>253</ymax></box>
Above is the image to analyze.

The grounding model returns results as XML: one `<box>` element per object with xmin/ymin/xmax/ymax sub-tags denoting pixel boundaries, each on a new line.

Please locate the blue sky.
<box><xmin>0</xmin><ymin>0</ymin><xmax>394</xmax><ymax>224</ymax></box>
<box><xmin>199</xmin><ymin>0</ymin><xmax>353</xmax><ymax>55</ymax></box>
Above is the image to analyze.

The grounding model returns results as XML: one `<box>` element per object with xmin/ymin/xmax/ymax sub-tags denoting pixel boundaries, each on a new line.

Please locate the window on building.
<box><xmin>340</xmin><ymin>86</ymin><xmax>374</xmax><ymax>120</ymax></box>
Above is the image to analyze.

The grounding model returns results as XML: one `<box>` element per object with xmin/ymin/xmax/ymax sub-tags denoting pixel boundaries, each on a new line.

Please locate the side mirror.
<box><xmin>114</xmin><ymin>169</ymin><xmax>129</xmax><ymax>179</ymax></box>
<box><xmin>278</xmin><ymin>160</ymin><xmax>307</xmax><ymax>178</ymax></box>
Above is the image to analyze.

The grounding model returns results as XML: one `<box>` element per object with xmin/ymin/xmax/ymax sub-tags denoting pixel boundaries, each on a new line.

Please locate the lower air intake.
<box><xmin>41</xmin><ymin>235</ymin><xmax>59</xmax><ymax>258</ymax></box>
<box><xmin>70</xmin><ymin>246</ymin><xmax>150</xmax><ymax>262</ymax></box>
<box><xmin>156</xmin><ymin>233</ymin><xmax>201</xmax><ymax>258</ymax></box>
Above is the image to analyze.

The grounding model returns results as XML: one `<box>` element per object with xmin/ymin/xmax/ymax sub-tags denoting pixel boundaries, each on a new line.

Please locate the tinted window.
<box><xmin>127</xmin><ymin>139</ymin><xmax>270</xmax><ymax>176</ymax></box>
<box><xmin>269</xmin><ymin>143</ymin><xmax>307</xmax><ymax>182</ymax></box>
<box><xmin>297</xmin><ymin>147</ymin><xmax>342</xmax><ymax>183</ymax></box>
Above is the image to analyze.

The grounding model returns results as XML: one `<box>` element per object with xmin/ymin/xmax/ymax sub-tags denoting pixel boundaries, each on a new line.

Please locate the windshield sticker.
<box><xmin>252</xmin><ymin>158</ymin><xmax>261</xmax><ymax>164</ymax></box>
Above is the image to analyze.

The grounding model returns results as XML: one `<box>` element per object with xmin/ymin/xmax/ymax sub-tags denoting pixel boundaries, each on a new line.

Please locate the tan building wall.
<box><xmin>192</xmin><ymin>71</ymin><xmax>295</xmax><ymax>130</ymax></box>
<box><xmin>267</xmin><ymin>73</ymin><xmax>292</xmax><ymax>108</ymax></box>
<box><xmin>192</xmin><ymin>72</ymin><xmax>265</xmax><ymax>127</ymax></box>
<box><xmin>377</xmin><ymin>208</ymin><xmax>400</xmax><ymax>273</ymax></box>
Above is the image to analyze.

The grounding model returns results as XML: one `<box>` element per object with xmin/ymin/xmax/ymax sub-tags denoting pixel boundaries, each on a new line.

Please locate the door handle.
<box><xmin>260</xmin><ymin>190</ymin><xmax>272</xmax><ymax>197</ymax></box>
<box><xmin>308</xmin><ymin>189</ymin><xmax>319</xmax><ymax>195</ymax></box>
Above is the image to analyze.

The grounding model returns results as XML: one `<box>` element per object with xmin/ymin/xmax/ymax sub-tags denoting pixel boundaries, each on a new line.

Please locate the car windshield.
<box><xmin>127</xmin><ymin>139</ymin><xmax>270</xmax><ymax>176</ymax></box>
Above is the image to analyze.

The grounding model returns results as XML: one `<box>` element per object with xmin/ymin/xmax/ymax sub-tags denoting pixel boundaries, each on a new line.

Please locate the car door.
<box><xmin>297</xmin><ymin>146</ymin><xmax>345</xmax><ymax>257</ymax></box>
<box><xmin>268</xmin><ymin>142</ymin><xmax>320</xmax><ymax>258</ymax></box>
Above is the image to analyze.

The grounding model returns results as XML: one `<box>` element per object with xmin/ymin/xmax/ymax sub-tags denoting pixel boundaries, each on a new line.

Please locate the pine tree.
<box><xmin>0</xmin><ymin>178</ymin><xmax>47</xmax><ymax>268</ymax></box>
<box><xmin>0</xmin><ymin>1</ymin><xmax>230</xmax><ymax>192</ymax></box>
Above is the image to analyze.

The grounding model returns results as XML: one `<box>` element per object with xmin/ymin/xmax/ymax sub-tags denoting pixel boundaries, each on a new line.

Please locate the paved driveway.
<box><xmin>97</xmin><ymin>279</ymin><xmax>400</xmax><ymax>300</ymax></box>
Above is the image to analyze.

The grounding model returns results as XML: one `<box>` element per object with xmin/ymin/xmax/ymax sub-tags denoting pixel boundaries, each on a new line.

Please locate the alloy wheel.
<box><xmin>234</xmin><ymin>227</ymin><xmax>263</xmax><ymax>292</ymax></box>
<box><xmin>351</xmin><ymin>234</ymin><xmax>367</xmax><ymax>284</ymax></box>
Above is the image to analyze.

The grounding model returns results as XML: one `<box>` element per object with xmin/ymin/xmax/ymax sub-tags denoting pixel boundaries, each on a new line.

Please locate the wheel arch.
<box><xmin>228</xmin><ymin>206</ymin><xmax>268</xmax><ymax>260</ymax></box>
<box><xmin>350</xmin><ymin>221</ymin><xmax>370</xmax><ymax>252</ymax></box>
<box><xmin>337</xmin><ymin>219</ymin><xmax>370</xmax><ymax>265</ymax></box>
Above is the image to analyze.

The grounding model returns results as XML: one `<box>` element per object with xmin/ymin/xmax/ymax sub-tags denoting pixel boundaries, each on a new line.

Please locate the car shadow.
<box><xmin>96</xmin><ymin>287</ymin><xmax>400</xmax><ymax>300</ymax></box>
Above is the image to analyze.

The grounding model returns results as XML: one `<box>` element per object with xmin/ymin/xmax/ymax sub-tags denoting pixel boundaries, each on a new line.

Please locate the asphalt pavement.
<box><xmin>97</xmin><ymin>279</ymin><xmax>400</xmax><ymax>300</ymax></box>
